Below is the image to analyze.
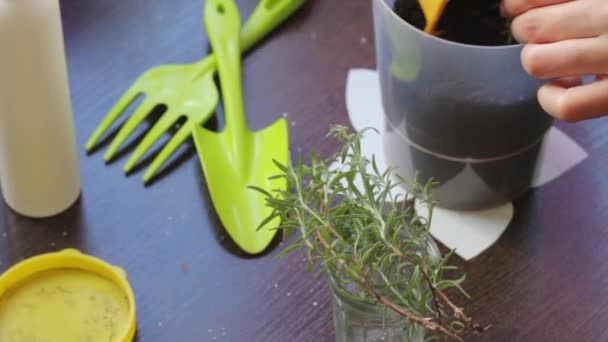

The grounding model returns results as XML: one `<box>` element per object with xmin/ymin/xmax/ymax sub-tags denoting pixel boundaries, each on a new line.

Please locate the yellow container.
<box><xmin>0</xmin><ymin>249</ymin><xmax>136</xmax><ymax>341</ymax></box>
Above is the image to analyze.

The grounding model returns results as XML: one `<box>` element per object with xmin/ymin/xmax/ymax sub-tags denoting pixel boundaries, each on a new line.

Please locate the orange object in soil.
<box><xmin>418</xmin><ymin>0</ymin><xmax>449</xmax><ymax>33</ymax></box>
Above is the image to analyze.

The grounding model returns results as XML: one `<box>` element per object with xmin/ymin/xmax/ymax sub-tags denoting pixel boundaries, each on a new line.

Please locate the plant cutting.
<box><xmin>253</xmin><ymin>125</ymin><xmax>488</xmax><ymax>341</ymax></box>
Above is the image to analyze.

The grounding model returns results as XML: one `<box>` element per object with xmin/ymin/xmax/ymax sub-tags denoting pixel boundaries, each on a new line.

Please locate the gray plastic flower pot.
<box><xmin>373</xmin><ymin>0</ymin><xmax>554</xmax><ymax>210</ymax></box>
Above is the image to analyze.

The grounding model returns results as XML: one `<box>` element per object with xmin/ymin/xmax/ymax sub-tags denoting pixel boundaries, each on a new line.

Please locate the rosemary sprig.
<box><xmin>253</xmin><ymin>125</ymin><xmax>488</xmax><ymax>341</ymax></box>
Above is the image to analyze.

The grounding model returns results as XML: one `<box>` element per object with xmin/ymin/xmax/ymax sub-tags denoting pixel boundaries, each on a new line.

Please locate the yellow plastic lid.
<box><xmin>0</xmin><ymin>249</ymin><xmax>136</xmax><ymax>341</ymax></box>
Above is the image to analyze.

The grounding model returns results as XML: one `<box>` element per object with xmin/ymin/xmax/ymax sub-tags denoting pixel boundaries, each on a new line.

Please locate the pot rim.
<box><xmin>375</xmin><ymin>0</ymin><xmax>522</xmax><ymax>51</ymax></box>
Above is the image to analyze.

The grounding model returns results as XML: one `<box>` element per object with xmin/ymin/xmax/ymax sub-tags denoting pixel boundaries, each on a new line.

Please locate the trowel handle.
<box><xmin>241</xmin><ymin>0</ymin><xmax>306</xmax><ymax>53</ymax></box>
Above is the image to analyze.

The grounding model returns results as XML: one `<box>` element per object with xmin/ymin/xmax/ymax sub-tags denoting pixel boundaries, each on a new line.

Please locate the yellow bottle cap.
<box><xmin>0</xmin><ymin>249</ymin><xmax>136</xmax><ymax>341</ymax></box>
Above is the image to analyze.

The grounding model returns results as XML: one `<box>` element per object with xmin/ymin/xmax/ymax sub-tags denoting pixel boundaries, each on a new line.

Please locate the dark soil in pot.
<box><xmin>393</xmin><ymin>0</ymin><xmax>515</xmax><ymax>46</ymax></box>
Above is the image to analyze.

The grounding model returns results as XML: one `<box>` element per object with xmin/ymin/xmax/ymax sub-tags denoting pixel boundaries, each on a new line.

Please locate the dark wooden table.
<box><xmin>1</xmin><ymin>1</ymin><xmax>608</xmax><ymax>341</ymax></box>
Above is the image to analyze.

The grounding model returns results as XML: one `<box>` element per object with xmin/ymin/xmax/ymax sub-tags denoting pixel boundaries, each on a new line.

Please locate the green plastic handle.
<box><xmin>205</xmin><ymin>0</ymin><xmax>247</xmax><ymax>154</ymax></box>
<box><xmin>195</xmin><ymin>0</ymin><xmax>305</xmax><ymax>76</ymax></box>
<box><xmin>241</xmin><ymin>0</ymin><xmax>306</xmax><ymax>53</ymax></box>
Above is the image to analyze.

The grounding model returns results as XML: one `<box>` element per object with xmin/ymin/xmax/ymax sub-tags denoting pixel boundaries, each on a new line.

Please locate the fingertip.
<box><xmin>537</xmin><ymin>83</ymin><xmax>556</xmax><ymax>116</ymax></box>
<box><xmin>521</xmin><ymin>44</ymin><xmax>544</xmax><ymax>78</ymax></box>
<box><xmin>500</xmin><ymin>0</ymin><xmax>519</xmax><ymax>18</ymax></box>
<box><xmin>538</xmin><ymin>82</ymin><xmax>580</xmax><ymax>122</ymax></box>
<box><xmin>499</xmin><ymin>1</ymin><xmax>508</xmax><ymax>17</ymax></box>
<box><xmin>510</xmin><ymin>16</ymin><xmax>527</xmax><ymax>44</ymax></box>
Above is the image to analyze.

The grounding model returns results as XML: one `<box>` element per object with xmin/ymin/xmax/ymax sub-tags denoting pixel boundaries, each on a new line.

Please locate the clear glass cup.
<box><xmin>331</xmin><ymin>286</ymin><xmax>425</xmax><ymax>342</ymax></box>
<box><xmin>330</xmin><ymin>239</ymin><xmax>440</xmax><ymax>342</ymax></box>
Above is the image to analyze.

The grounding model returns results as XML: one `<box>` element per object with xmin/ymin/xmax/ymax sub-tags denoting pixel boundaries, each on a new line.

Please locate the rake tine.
<box><xmin>123</xmin><ymin>112</ymin><xmax>181</xmax><ymax>173</ymax></box>
<box><xmin>103</xmin><ymin>100</ymin><xmax>159</xmax><ymax>162</ymax></box>
<box><xmin>142</xmin><ymin>124</ymin><xmax>191</xmax><ymax>184</ymax></box>
<box><xmin>85</xmin><ymin>87</ymin><xmax>141</xmax><ymax>152</ymax></box>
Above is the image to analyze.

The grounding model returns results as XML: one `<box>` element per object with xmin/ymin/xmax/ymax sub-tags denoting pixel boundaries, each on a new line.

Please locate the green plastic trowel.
<box><xmin>195</xmin><ymin>0</ymin><xmax>290</xmax><ymax>254</ymax></box>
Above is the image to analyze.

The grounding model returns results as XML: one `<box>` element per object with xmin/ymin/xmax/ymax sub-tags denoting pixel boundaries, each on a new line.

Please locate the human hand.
<box><xmin>501</xmin><ymin>0</ymin><xmax>608</xmax><ymax>122</ymax></box>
